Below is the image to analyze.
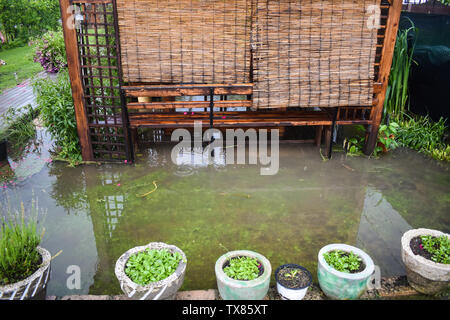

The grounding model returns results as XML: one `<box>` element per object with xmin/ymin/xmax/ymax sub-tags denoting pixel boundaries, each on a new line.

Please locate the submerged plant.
<box><xmin>223</xmin><ymin>256</ymin><xmax>261</xmax><ymax>281</ymax></box>
<box><xmin>420</xmin><ymin>235</ymin><xmax>449</xmax><ymax>264</ymax></box>
<box><xmin>396</xmin><ymin>115</ymin><xmax>449</xmax><ymax>162</ymax></box>
<box><xmin>125</xmin><ymin>249</ymin><xmax>184</xmax><ymax>286</ymax></box>
<box><xmin>323</xmin><ymin>250</ymin><xmax>362</xmax><ymax>274</ymax></box>
<box><xmin>0</xmin><ymin>202</ymin><xmax>44</xmax><ymax>285</ymax></box>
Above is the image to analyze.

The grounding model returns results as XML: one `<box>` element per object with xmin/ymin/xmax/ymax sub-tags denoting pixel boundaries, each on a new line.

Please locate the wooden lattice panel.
<box><xmin>116</xmin><ymin>0</ymin><xmax>252</xmax><ymax>84</ymax></box>
<box><xmin>252</xmin><ymin>0</ymin><xmax>381</xmax><ymax>109</ymax></box>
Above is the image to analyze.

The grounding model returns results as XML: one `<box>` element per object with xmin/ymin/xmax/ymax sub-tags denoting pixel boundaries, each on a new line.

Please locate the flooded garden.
<box><xmin>1</xmin><ymin>127</ymin><xmax>448</xmax><ymax>297</ymax></box>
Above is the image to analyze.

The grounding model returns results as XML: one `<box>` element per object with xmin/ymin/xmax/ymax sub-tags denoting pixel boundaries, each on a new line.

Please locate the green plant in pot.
<box><xmin>215</xmin><ymin>250</ymin><xmax>271</xmax><ymax>300</ymax></box>
<box><xmin>318</xmin><ymin>244</ymin><xmax>375</xmax><ymax>300</ymax></box>
<box><xmin>115</xmin><ymin>242</ymin><xmax>187</xmax><ymax>300</ymax></box>
<box><xmin>401</xmin><ymin>228</ymin><xmax>449</xmax><ymax>295</ymax></box>
<box><xmin>0</xmin><ymin>203</ymin><xmax>52</xmax><ymax>300</ymax></box>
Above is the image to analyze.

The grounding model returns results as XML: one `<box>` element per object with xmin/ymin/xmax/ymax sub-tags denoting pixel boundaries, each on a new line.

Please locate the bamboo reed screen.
<box><xmin>116</xmin><ymin>0</ymin><xmax>252</xmax><ymax>84</ymax></box>
<box><xmin>116</xmin><ymin>0</ymin><xmax>381</xmax><ymax>109</ymax></box>
<box><xmin>253</xmin><ymin>0</ymin><xmax>381</xmax><ymax>109</ymax></box>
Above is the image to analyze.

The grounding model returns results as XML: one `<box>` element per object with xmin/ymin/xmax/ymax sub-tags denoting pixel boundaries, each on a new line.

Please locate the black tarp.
<box><xmin>400</xmin><ymin>12</ymin><xmax>450</xmax><ymax>122</ymax></box>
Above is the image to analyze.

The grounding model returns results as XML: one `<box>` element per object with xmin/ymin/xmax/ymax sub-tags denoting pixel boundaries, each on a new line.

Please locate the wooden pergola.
<box><xmin>59</xmin><ymin>0</ymin><xmax>402</xmax><ymax>163</ymax></box>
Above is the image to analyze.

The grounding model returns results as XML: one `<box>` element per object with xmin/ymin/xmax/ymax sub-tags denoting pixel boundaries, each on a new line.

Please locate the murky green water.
<box><xmin>0</xmin><ymin>129</ymin><xmax>449</xmax><ymax>297</ymax></box>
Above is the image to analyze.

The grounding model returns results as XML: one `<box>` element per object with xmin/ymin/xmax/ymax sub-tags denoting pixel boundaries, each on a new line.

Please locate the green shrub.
<box><xmin>31</xmin><ymin>28</ymin><xmax>67</xmax><ymax>73</ymax></box>
<box><xmin>125</xmin><ymin>249</ymin><xmax>184</xmax><ymax>286</ymax></box>
<box><xmin>0</xmin><ymin>104</ymin><xmax>38</xmax><ymax>154</ymax></box>
<box><xmin>396</xmin><ymin>115</ymin><xmax>449</xmax><ymax>162</ymax></box>
<box><xmin>323</xmin><ymin>250</ymin><xmax>362</xmax><ymax>274</ymax></box>
<box><xmin>0</xmin><ymin>0</ymin><xmax>60</xmax><ymax>48</ymax></box>
<box><xmin>0</xmin><ymin>203</ymin><xmax>43</xmax><ymax>285</ymax></box>
<box><xmin>224</xmin><ymin>256</ymin><xmax>261</xmax><ymax>281</ymax></box>
<box><xmin>32</xmin><ymin>70</ymin><xmax>82</xmax><ymax>165</ymax></box>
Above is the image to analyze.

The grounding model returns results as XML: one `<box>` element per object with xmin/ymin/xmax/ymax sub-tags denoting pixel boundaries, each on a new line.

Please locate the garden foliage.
<box><xmin>32</xmin><ymin>29</ymin><xmax>67</xmax><ymax>73</ymax></box>
<box><xmin>32</xmin><ymin>71</ymin><xmax>82</xmax><ymax>165</ymax></box>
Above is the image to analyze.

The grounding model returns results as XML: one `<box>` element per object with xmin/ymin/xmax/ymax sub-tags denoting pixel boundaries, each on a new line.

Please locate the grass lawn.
<box><xmin>0</xmin><ymin>45</ymin><xmax>43</xmax><ymax>93</ymax></box>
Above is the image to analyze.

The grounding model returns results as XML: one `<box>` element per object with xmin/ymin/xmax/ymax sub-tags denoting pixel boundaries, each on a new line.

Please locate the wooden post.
<box><xmin>59</xmin><ymin>0</ymin><xmax>94</xmax><ymax>161</ymax></box>
<box><xmin>365</xmin><ymin>0</ymin><xmax>402</xmax><ymax>155</ymax></box>
<box><xmin>315</xmin><ymin>125</ymin><xmax>323</xmax><ymax>147</ymax></box>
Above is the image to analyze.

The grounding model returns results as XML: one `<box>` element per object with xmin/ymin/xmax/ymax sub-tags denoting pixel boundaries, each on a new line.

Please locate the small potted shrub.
<box><xmin>0</xmin><ymin>205</ymin><xmax>51</xmax><ymax>300</ymax></box>
<box><xmin>275</xmin><ymin>264</ymin><xmax>312</xmax><ymax>300</ymax></box>
<box><xmin>318</xmin><ymin>244</ymin><xmax>374</xmax><ymax>300</ymax></box>
<box><xmin>215</xmin><ymin>250</ymin><xmax>271</xmax><ymax>300</ymax></box>
<box><xmin>401</xmin><ymin>228</ymin><xmax>449</xmax><ymax>295</ymax></box>
<box><xmin>115</xmin><ymin>242</ymin><xmax>187</xmax><ymax>300</ymax></box>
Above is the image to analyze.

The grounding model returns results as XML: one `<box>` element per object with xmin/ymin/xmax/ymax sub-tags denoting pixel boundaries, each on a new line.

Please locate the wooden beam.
<box><xmin>59</xmin><ymin>0</ymin><xmax>94</xmax><ymax>161</ymax></box>
<box><xmin>365</xmin><ymin>0</ymin><xmax>402</xmax><ymax>155</ymax></box>
<box><xmin>123</xmin><ymin>84</ymin><xmax>253</xmax><ymax>97</ymax></box>
<box><xmin>127</xmin><ymin>100</ymin><xmax>252</xmax><ymax>110</ymax></box>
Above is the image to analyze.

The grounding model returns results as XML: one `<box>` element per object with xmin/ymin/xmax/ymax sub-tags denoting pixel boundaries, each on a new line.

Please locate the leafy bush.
<box><xmin>32</xmin><ymin>70</ymin><xmax>82</xmax><ymax>165</ymax></box>
<box><xmin>396</xmin><ymin>115</ymin><xmax>449</xmax><ymax>162</ymax></box>
<box><xmin>421</xmin><ymin>235</ymin><xmax>449</xmax><ymax>264</ymax></box>
<box><xmin>0</xmin><ymin>0</ymin><xmax>61</xmax><ymax>49</ymax></box>
<box><xmin>125</xmin><ymin>249</ymin><xmax>184</xmax><ymax>286</ymax></box>
<box><xmin>0</xmin><ymin>203</ymin><xmax>43</xmax><ymax>285</ymax></box>
<box><xmin>32</xmin><ymin>29</ymin><xmax>67</xmax><ymax>73</ymax></box>
<box><xmin>224</xmin><ymin>256</ymin><xmax>261</xmax><ymax>281</ymax></box>
<box><xmin>0</xmin><ymin>104</ymin><xmax>38</xmax><ymax>150</ymax></box>
<box><xmin>344</xmin><ymin>122</ymin><xmax>399</xmax><ymax>157</ymax></box>
<box><xmin>323</xmin><ymin>250</ymin><xmax>362</xmax><ymax>273</ymax></box>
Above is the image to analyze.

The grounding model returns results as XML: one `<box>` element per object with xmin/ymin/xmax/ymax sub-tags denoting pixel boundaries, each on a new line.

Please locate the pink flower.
<box><xmin>222</xmin><ymin>116</ymin><xmax>226</xmax><ymax>119</ymax></box>
<box><xmin>124</xmin><ymin>160</ymin><xmax>128</xmax><ymax>164</ymax></box>
<box><xmin>184</xmin><ymin>112</ymin><xmax>188</xmax><ymax>115</ymax></box>
<box><xmin>419</xmin><ymin>244</ymin><xmax>424</xmax><ymax>249</ymax></box>
<box><xmin>117</xmin><ymin>184</ymin><xmax>121</xmax><ymax>187</ymax></box>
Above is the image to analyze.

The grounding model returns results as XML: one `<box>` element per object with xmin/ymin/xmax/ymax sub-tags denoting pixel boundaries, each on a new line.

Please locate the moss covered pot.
<box><xmin>318</xmin><ymin>244</ymin><xmax>374</xmax><ymax>300</ymax></box>
<box><xmin>0</xmin><ymin>246</ymin><xmax>51</xmax><ymax>300</ymax></box>
<box><xmin>215</xmin><ymin>250</ymin><xmax>271</xmax><ymax>300</ymax></box>
<box><xmin>401</xmin><ymin>228</ymin><xmax>450</xmax><ymax>295</ymax></box>
<box><xmin>115</xmin><ymin>242</ymin><xmax>187</xmax><ymax>300</ymax></box>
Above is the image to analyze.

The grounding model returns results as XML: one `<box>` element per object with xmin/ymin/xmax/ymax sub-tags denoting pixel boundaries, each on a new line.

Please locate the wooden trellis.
<box><xmin>60</xmin><ymin>0</ymin><xmax>402</xmax><ymax>162</ymax></box>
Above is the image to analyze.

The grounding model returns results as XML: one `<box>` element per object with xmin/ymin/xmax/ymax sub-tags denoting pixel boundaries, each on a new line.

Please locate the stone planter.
<box><xmin>215</xmin><ymin>250</ymin><xmax>271</xmax><ymax>300</ymax></box>
<box><xmin>0</xmin><ymin>247</ymin><xmax>51</xmax><ymax>300</ymax></box>
<box><xmin>115</xmin><ymin>242</ymin><xmax>187</xmax><ymax>300</ymax></box>
<box><xmin>318</xmin><ymin>244</ymin><xmax>375</xmax><ymax>300</ymax></box>
<box><xmin>401</xmin><ymin>228</ymin><xmax>450</xmax><ymax>295</ymax></box>
<box><xmin>275</xmin><ymin>264</ymin><xmax>312</xmax><ymax>300</ymax></box>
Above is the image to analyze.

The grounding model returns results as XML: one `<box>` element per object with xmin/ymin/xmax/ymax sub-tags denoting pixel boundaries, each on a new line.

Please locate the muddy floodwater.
<box><xmin>0</xmin><ymin>129</ymin><xmax>449</xmax><ymax>297</ymax></box>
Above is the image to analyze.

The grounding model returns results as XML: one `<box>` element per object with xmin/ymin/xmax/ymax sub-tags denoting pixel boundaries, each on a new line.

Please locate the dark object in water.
<box><xmin>0</xmin><ymin>140</ymin><xmax>7</xmax><ymax>161</ymax></box>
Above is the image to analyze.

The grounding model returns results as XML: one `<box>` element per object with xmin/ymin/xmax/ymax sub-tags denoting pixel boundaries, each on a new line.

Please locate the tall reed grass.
<box><xmin>384</xmin><ymin>18</ymin><xmax>417</xmax><ymax>120</ymax></box>
<box><xmin>0</xmin><ymin>201</ymin><xmax>43</xmax><ymax>285</ymax></box>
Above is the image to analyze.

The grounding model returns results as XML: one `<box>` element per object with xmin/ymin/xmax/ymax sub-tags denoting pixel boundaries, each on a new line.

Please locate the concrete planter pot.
<box><xmin>318</xmin><ymin>244</ymin><xmax>375</xmax><ymax>300</ymax></box>
<box><xmin>401</xmin><ymin>228</ymin><xmax>450</xmax><ymax>295</ymax></box>
<box><xmin>275</xmin><ymin>264</ymin><xmax>312</xmax><ymax>300</ymax></box>
<box><xmin>115</xmin><ymin>242</ymin><xmax>187</xmax><ymax>300</ymax></box>
<box><xmin>0</xmin><ymin>246</ymin><xmax>51</xmax><ymax>300</ymax></box>
<box><xmin>215</xmin><ymin>250</ymin><xmax>271</xmax><ymax>300</ymax></box>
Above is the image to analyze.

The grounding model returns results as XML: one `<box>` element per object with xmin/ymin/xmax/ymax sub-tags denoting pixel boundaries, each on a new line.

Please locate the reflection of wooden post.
<box><xmin>59</xmin><ymin>0</ymin><xmax>93</xmax><ymax>161</ymax></box>
<box><xmin>315</xmin><ymin>125</ymin><xmax>323</xmax><ymax>147</ymax></box>
<box><xmin>365</xmin><ymin>0</ymin><xmax>402</xmax><ymax>155</ymax></box>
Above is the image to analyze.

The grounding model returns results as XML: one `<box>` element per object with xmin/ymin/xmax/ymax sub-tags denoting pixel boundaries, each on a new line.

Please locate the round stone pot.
<box><xmin>0</xmin><ymin>246</ymin><xmax>51</xmax><ymax>300</ymax></box>
<box><xmin>401</xmin><ymin>228</ymin><xmax>450</xmax><ymax>295</ymax></box>
<box><xmin>275</xmin><ymin>264</ymin><xmax>312</xmax><ymax>300</ymax></box>
<box><xmin>215</xmin><ymin>250</ymin><xmax>271</xmax><ymax>300</ymax></box>
<box><xmin>318</xmin><ymin>244</ymin><xmax>375</xmax><ymax>300</ymax></box>
<box><xmin>115</xmin><ymin>242</ymin><xmax>187</xmax><ymax>300</ymax></box>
